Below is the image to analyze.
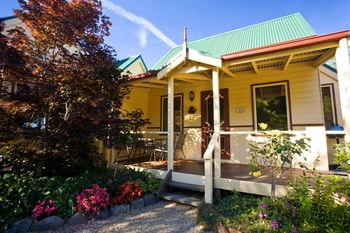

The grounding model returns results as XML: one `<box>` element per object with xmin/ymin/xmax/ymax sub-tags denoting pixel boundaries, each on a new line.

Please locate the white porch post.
<box><xmin>212</xmin><ymin>68</ymin><xmax>221</xmax><ymax>178</ymax></box>
<box><xmin>335</xmin><ymin>37</ymin><xmax>350</xmax><ymax>142</ymax></box>
<box><xmin>306</xmin><ymin>127</ymin><xmax>329</xmax><ymax>171</ymax></box>
<box><xmin>167</xmin><ymin>76</ymin><xmax>174</xmax><ymax>171</ymax></box>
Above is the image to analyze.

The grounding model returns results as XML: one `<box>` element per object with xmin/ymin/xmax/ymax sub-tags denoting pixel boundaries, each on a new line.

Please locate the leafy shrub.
<box><xmin>75</xmin><ymin>184</ymin><xmax>110</xmax><ymax>216</ymax></box>
<box><xmin>32</xmin><ymin>200</ymin><xmax>57</xmax><ymax>220</ymax></box>
<box><xmin>137</xmin><ymin>177</ymin><xmax>161</xmax><ymax>194</ymax></box>
<box><xmin>197</xmin><ymin>203</ymin><xmax>220</xmax><ymax>231</ymax></box>
<box><xmin>218</xmin><ymin>192</ymin><xmax>263</xmax><ymax>232</ymax></box>
<box><xmin>248</xmin><ymin>127</ymin><xmax>309</xmax><ymax>198</ymax></box>
<box><xmin>334</xmin><ymin>141</ymin><xmax>350</xmax><ymax>172</ymax></box>
<box><xmin>113</xmin><ymin>167</ymin><xmax>161</xmax><ymax>194</ymax></box>
<box><xmin>212</xmin><ymin>193</ymin><xmax>300</xmax><ymax>232</ymax></box>
<box><xmin>202</xmin><ymin>174</ymin><xmax>350</xmax><ymax>233</ymax></box>
<box><xmin>289</xmin><ymin>173</ymin><xmax>350</xmax><ymax>233</ymax></box>
<box><xmin>0</xmin><ymin>173</ymin><xmax>63</xmax><ymax>231</ymax></box>
<box><xmin>113</xmin><ymin>182</ymin><xmax>143</xmax><ymax>204</ymax></box>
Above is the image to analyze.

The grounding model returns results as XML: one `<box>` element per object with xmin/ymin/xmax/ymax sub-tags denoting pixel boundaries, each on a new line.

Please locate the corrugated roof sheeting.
<box><xmin>152</xmin><ymin>13</ymin><xmax>316</xmax><ymax>70</ymax></box>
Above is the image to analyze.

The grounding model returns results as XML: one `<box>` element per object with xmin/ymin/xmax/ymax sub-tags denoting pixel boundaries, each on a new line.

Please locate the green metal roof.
<box><xmin>152</xmin><ymin>13</ymin><xmax>316</xmax><ymax>70</ymax></box>
<box><xmin>323</xmin><ymin>60</ymin><xmax>337</xmax><ymax>73</ymax></box>
<box><xmin>116</xmin><ymin>54</ymin><xmax>148</xmax><ymax>71</ymax></box>
<box><xmin>0</xmin><ymin>15</ymin><xmax>17</xmax><ymax>22</ymax></box>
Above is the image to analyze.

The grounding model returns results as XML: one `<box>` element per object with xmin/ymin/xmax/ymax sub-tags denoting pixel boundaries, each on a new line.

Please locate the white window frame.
<box><xmin>321</xmin><ymin>84</ymin><xmax>337</xmax><ymax>127</ymax></box>
<box><xmin>161</xmin><ymin>94</ymin><xmax>183</xmax><ymax>132</ymax></box>
<box><xmin>253</xmin><ymin>82</ymin><xmax>291</xmax><ymax>130</ymax></box>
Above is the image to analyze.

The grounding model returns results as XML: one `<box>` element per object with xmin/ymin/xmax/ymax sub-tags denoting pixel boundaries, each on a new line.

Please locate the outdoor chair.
<box><xmin>130</xmin><ymin>134</ymin><xmax>156</xmax><ymax>161</ymax></box>
<box><xmin>152</xmin><ymin>133</ymin><xmax>187</xmax><ymax>162</ymax></box>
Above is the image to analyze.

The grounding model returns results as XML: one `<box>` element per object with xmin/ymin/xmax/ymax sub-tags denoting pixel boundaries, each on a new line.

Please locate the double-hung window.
<box><xmin>321</xmin><ymin>84</ymin><xmax>337</xmax><ymax>130</ymax></box>
<box><xmin>253</xmin><ymin>82</ymin><xmax>290</xmax><ymax>130</ymax></box>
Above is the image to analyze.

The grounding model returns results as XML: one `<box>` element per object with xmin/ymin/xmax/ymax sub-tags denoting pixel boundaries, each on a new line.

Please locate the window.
<box><xmin>253</xmin><ymin>82</ymin><xmax>290</xmax><ymax>130</ymax></box>
<box><xmin>161</xmin><ymin>95</ymin><xmax>183</xmax><ymax>132</ymax></box>
<box><xmin>321</xmin><ymin>84</ymin><xmax>337</xmax><ymax>130</ymax></box>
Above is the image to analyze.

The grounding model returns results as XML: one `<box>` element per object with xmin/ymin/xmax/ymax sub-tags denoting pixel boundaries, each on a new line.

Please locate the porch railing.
<box><xmin>203</xmin><ymin>131</ymin><xmax>219</xmax><ymax>204</ymax></box>
<box><xmin>202</xmin><ymin>128</ymin><xmax>346</xmax><ymax>203</ymax></box>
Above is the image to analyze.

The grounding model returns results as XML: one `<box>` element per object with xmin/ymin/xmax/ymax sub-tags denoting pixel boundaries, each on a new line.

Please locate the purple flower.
<box><xmin>259</xmin><ymin>202</ymin><xmax>268</xmax><ymax>209</ymax></box>
<box><xmin>270</xmin><ymin>219</ymin><xmax>280</xmax><ymax>229</ymax></box>
<box><xmin>258</xmin><ymin>212</ymin><xmax>268</xmax><ymax>219</ymax></box>
<box><xmin>291</xmin><ymin>207</ymin><xmax>298</xmax><ymax>218</ymax></box>
<box><xmin>292</xmin><ymin>230</ymin><xmax>300</xmax><ymax>233</ymax></box>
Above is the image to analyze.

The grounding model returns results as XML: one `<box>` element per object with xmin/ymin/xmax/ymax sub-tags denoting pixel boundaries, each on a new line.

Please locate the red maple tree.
<box><xmin>0</xmin><ymin>0</ymin><xmax>147</xmax><ymax>176</ymax></box>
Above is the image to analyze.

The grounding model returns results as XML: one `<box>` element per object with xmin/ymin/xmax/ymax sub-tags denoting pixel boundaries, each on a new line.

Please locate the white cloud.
<box><xmin>102</xmin><ymin>0</ymin><xmax>177</xmax><ymax>48</ymax></box>
<box><xmin>138</xmin><ymin>27</ymin><xmax>147</xmax><ymax>48</ymax></box>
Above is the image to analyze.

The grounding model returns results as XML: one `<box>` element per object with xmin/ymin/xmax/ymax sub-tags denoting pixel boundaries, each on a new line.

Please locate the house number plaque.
<box><xmin>235</xmin><ymin>106</ymin><xmax>244</xmax><ymax>113</ymax></box>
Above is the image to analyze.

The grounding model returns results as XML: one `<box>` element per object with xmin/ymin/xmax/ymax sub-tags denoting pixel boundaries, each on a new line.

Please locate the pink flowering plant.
<box><xmin>75</xmin><ymin>184</ymin><xmax>110</xmax><ymax>216</ymax></box>
<box><xmin>32</xmin><ymin>200</ymin><xmax>57</xmax><ymax>220</ymax></box>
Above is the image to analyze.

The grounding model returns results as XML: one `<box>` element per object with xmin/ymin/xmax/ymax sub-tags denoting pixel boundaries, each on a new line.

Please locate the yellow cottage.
<box><xmin>108</xmin><ymin>13</ymin><xmax>350</xmax><ymax>204</ymax></box>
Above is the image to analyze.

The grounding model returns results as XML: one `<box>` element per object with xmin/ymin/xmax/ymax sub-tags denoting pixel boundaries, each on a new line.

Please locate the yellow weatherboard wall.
<box><xmin>123</xmin><ymin>63</ymin><xmax>324</xmax><ymax>164</ymax></box>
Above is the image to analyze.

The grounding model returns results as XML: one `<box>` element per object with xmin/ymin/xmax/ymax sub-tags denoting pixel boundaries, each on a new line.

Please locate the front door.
<box><xmin>201</xmin><ymin>88</ymin><xmax>230</xmax><ymax>159</ymax></box>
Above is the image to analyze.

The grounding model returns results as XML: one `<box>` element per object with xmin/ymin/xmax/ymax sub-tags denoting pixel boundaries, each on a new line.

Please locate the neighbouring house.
<box><xmin>0</xmin><ymin>16</ymin><xmax>25</xmax><ymax>96</ymax></box>
<box><xmin>105</xmin><ymin>13</ymin><xmax>350</xmax><ymax>203</ymax></box>
<box><xmin>0</xmin><ymin>15</ymin><xmax>148</xmax><ymax>95</ymax></box>
<box><xmin>115</xmin><ymin>54</ymin><xmax>148</xmax><ymax>75</ymax></box>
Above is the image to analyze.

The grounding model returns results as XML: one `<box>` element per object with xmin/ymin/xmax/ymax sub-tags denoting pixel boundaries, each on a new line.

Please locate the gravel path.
<box><xmin>37</xmin><ymin>201</ymin><xmax>210</xmax><ymax>233</ymax></box>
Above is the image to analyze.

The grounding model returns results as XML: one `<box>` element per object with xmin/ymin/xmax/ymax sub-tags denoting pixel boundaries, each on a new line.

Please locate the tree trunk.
<box><xmin>36</xmin><ymin>159</ymin><xmax>43</xmax><ymax>177</ymax></box>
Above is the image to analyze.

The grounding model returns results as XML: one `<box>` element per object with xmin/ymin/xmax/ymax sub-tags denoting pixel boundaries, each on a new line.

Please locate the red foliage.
<box><xmin>113</xmin><ymin>182</ymin><xmax>143</xmax><ymax>205</ymax></box>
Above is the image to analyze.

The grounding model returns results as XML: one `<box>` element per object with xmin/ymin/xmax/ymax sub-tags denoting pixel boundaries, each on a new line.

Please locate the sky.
<box><xmin>1</xmin><ymin>0</ymin><xmax>350</xmax><ymax>68</ymax></box>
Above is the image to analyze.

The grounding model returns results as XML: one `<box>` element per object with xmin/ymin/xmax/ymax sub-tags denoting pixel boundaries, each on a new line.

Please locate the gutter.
<box><xmin>222</xmin><ymin>30</ymin><xmax>350</xmax><ymax>61</ymax></box>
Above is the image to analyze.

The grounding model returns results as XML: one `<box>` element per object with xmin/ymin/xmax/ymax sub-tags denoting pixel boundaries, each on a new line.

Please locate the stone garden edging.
<box><xmin>5</xmin><ymin>193</ymin><xmax>159</xmax><ymax>233</ymax></box>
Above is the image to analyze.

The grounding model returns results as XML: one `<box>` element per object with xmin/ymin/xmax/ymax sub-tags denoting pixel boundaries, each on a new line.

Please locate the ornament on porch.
<box><xmin>188</xmin><ymin>106</ymin><xmax>196</xmax><ymax>114</ymax></box>
<box><xmin>189</xmin><ymin>90</ymin><xmax>195</xmax><ymax>101</ymax></box>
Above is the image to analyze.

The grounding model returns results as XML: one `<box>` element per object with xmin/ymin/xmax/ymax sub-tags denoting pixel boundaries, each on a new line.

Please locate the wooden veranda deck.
<box><xmin>121</xmin><ymin>157</ymin><xmax>347</xmax><ymax>197</ymax></box>
<box><xmin>122</xmin><ymin>158</ymin><xmax>309</xmax><ymax>186</ymax></box>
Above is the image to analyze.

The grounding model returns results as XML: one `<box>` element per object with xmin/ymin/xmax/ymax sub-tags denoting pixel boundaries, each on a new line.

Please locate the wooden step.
<box><xmin>166</xmin><ymin>181</ymin><xmax>205</xmax><ymax>192</ymax></box>
<box><xmin>160</xmin><ymin>192</ymin><xmax>202</xmax><ymax>207</ymax></box>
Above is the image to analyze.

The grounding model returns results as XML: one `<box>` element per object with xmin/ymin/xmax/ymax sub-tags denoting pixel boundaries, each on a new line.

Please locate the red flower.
<box><xmin>75</xmin><ymin>184</ymin><xmax>110</xmax><ymax>216</ymax></box>
<box><xmin>32</xmin><ymin>200</ymin><xmax>57</xmax><ymax>220</ymax></box>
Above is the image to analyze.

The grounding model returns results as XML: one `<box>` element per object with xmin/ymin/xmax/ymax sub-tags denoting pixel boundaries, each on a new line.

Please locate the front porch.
<box><xmin>111</xmin><ymin>32</ymin><xmax>350</xmax><ymax>203</ymax></box>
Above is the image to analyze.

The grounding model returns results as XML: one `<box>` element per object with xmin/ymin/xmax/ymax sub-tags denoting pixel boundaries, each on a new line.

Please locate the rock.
<box><xmin>227</xmin><ymin>227</ymin><xmax>242</xmax><ymax>233</ymax></box>
<box><xmin>143</xmin><ymin>194</ymin><xmax>157</xmax><ymax>207</ymax></box>
<box><xmin>67</xmin><ymin>212</ymin><xmax>89</xmax><ymax>226</ymax></box>
<box><xmin>110</xmin><ymin>204</ymin><xmax>130</xmax><ymax>216</ymax></box>
<box><xmin>130</xmin><ymin>198</ymin><xmax>144</xmax><ymax>210</ymax></box>
<box><xmin>5</xmin><ymin>218</ymin><xmax>32</xmax><ymax>233</ymax></box>
<box><xmin>216</xmin><ymin>223</ymin><xmax>229</xmax><ymax>233</ymax></box>
<box><xmin>95</xmin><ymin>208</ymin><xmax>111</xmax><ymax>220</ymax></box>
<box><xmin>30</xmin><ymin>216</ymin><xmax>65</xmax><ymax>232</ymax></box>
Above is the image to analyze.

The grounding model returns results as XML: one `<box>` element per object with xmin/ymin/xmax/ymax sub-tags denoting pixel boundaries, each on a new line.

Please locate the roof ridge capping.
<box><xmin>187</xmin><ymin>12</ymin><xmax>315</xmax><ymax>45</ymax></box>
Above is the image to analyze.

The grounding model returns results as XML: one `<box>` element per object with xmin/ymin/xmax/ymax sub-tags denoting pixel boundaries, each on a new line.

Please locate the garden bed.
<box><xmin>198</xmin><ymin>174</ymin><xmax>350</xmax><ymax>233</ymax></box>
<box><xmin>1</xmin><ymin>167</ymin><xmax>161</xmax><ymax>232</ymax></box>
